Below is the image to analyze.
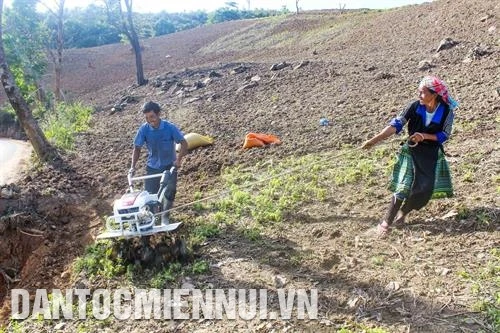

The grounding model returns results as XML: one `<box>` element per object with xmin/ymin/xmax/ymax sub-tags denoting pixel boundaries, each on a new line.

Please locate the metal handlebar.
<box><xmin>127</xmin><ymin>166</ymin><xmax>177</xmax><ymax>192</ymax></box>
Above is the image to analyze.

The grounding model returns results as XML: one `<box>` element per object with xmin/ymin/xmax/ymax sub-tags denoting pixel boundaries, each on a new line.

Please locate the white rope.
<box><xmin>166</xmin><ymin>139</ymin><xmax>402</xmax><ymax>214</ymax></box>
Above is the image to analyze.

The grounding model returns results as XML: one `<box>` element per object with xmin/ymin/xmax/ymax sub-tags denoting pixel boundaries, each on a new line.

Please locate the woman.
<box><xmin>361</xmin><ymin>76</ymin><xmax>458</xmax><ymax>236</ymax></box>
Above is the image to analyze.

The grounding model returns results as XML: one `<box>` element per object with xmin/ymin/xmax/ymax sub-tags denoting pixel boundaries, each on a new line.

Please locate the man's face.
<box><xmin>144</xmin><ymin>110</ymin><xmax>160</xmax><ymax>128</ymax></box>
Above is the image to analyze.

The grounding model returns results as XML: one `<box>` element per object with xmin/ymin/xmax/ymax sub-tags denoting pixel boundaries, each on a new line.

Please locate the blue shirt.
<box><xmin>133</xmin><ymin>120</ymin><xmax>185</xmax><ymax>169</ymax></box>
<box><xmin>389</xmin><ymin>101</ymin><xmax>453</xmax><ymax>145</ymax></box>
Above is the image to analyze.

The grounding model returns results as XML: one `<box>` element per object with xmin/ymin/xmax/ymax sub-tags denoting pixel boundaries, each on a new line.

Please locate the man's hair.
<box><xmin>142</xmin><ymin>101</ymin><xmax>161</xmax><ymax>114</ymax></box>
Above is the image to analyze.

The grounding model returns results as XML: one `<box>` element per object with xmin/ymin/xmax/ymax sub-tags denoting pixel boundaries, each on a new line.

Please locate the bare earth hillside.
<box><xmin>1</xmin><ymin>0</ymin><xmax>499</xmax><ymax>332</ymax></box>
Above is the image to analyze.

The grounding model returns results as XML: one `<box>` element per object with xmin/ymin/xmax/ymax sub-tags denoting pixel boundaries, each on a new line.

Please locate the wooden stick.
<box><xmin>18</xmin><ymin>228</ymin><xmax>44</xmax><ymax>237</ymax></box>
<box><xmin>390</xmin><ymin>245</ymin><xmax>403</xmax><ymax>260</ymax></box>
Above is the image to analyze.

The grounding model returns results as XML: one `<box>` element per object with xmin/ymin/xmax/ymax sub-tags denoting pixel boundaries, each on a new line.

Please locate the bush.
<box><xmin>42</xmin><ymin>102</ymin><xmax>92</xmax><ymax>150</ymax></box>
<box><xmin>0</xmin><ymin>107</ymin><xmax>16</xmax><ymax>125</ymax></box>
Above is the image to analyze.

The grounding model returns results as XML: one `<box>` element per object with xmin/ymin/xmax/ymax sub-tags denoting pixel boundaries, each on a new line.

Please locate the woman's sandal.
<box><xmin>377</xmin><ymin>221</ymin><xmax>390</xmax><ymax>238</ymax></box>
<box><xmin>394</xmin><ymin>211</ymin><xmax>406</xmax><ymax>225</ymax></box>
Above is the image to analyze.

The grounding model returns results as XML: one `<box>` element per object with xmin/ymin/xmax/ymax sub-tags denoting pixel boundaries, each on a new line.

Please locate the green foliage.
<box><xmin>6</xmin><ymin>320</ymin><xmax>25</xmax><ymax>333</ymax></box>
<box><xmin>4</xmin><ymin>0</ymin><xmax>48</xmax><ymax>102</ymax></box>
<box><xmin>150</xmin><ymin>263</ymin><xmax>182</xmax><ymax>288</ymax></box>
<box><xmin>455</xmin><ymin>205</ymin><xmax>497</xmax><ymax>227</ymax></box>
<box><xmin>42</xmin><ymin>102</ymin><xmax>92</xmax><ymax>150</ymax></box>
<box><xmin>9</xmin><ymin>67</ymin><xmax>37</xmax><ymax>103</ymax></box>
<box><xmin>149</xmin><ymin>260</ymin><xmax>209</xmax><ymax>288</ymax></box>
<box><xmin>208</xmin><ymin>7</ymin><xmax>241</xmax><ymax>24</ymax></box>
<box><xmin>190</xmin><ymin>222</ymin><xmax>221</xmax><ymax>247</ymax></box>
<box><xmin>207</xmin><ymin>6</ymin><xmax>285</xmax><ymax>24</ymax></box>
<box><xmin>370</xmin><ymin>255</ymin><xmax>386</xmax><ymax>266</ymax></box>
<box><xmin>74</xmin><ymin>241</ymin><xmax>126</xmax><ymax>278</ymax></box>
<box><xmin>190</xmin><ymin>259</ymin><xmax>210</xmax><ymax>274</ymax></box>
<box><xmin>241</xmin><ymin>225</ymin><xmax>262</xmax><ymax>241</ymax></box>
<box><xmin>337</xmin><ymin>324</ymin><xmax>389</xmax><ymax>333</ymax></box>
<box><xmin>154</xmin><ymin>17</ymin><xmax>176</xmax><ymax>36</ymax></box>
<box><xmin>29</xmin><ymin>4</ymin><xmax>285</xmax><ymax>49</ymax></box>
<box><xmin>186</xmin><ymin>147</ymin><xmax>381</xmax><ymax>246</ymax></box>
<box><xmin>0</xmin><ymin>107</ymin><xmax>16</xmax><ymax>125</ymax></box>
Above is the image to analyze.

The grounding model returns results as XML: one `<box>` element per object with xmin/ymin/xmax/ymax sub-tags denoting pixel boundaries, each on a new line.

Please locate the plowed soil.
<box><xmin>1</xmin><ymin>0</ymin><xmax>499</xmax><ymax>332</ymax></box>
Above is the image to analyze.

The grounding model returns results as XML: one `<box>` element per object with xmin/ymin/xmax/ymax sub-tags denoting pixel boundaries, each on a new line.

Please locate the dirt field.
<box><xmin>0</xmin><ymin>0</ymin><xmax>499</xmax><ymax>332</ymax></box>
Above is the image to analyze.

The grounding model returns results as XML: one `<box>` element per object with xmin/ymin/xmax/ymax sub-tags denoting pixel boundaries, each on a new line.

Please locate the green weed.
<box><xmin>337</xmin><ymin>321</ymin><xmax>389</xmax><ymax>332</ymax></box>
<box><xmin>371</xmin><ymin>255</ymin><xmax>385</xmax><ymax>266</ymax></box>
<box><xmin>241</xmin><ymin>225</ymin><xmax>262</xmax><ymax>241</ymax></box>
<box><xmin>190</xmin><ymin>222</ymin><xmax>221</xmax><ymax>248</ymax></box>
<box><xmin>5</xmin><ymin>320</ymin><xmax>24</xmax><ymax>333</ymax></box>
<box><xmin>150</xmin><ymin>263</ymin><xmax>182</xmax><ymax>288</ymax></box>
<box><xmin>458</xmin><ymin>247</ymin><xmax>500</xmax><ymax>331</ymax></box>
<box><xmin>74</xmin><ymin>241</ymin><xmax>126</xmax><ymax>279</ymax></box>
<box><xmin>42</xmin><ymin>102</ymin><xmax>92</xmax><ymax>150</ymax></box>
<box><xmin>186</xmin><ymin>147</ymin><xmax>387</xmax><ymax>248</ymax></box>
<box><xmin>454</xmin><ymin>119</ymin><xmax>479</xmax><ymax>133</ymax></box>
<box><xmin>190</xmin><ymin>259</ymin><xmax>210</xmax><ymax>275</ymax></box>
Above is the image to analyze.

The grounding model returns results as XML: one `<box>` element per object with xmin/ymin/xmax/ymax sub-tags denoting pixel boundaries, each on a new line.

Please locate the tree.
<box><xmin>296</xmin><ymin>0</ymin><xmax>300</xmax><ymax>14</ymax></box>
<box><xmin>63</xmin><ymin>6</ymin><xmax>120</xmax><ymax>48</ymax></box>
<box><xmin>208</xmin><ymin>7</ymin><xmax>241</xmax><ymax>24</ymax></box>
<box><xmin>0</xmin><ymin>0</ymin><xmax>57</xmax><ymax>162</ymax></box>
<box><xmin>225</xmin><ymin>1</ymin><xmax>238</xmax><ymax>9</ymax></box>
<box><xmin>339</xmin><ymin>3</ymin><xmax>346</xmax><ymax>14</ymax></box>
<box><xmin>4</xmin><ymin>0</ymin><xmax>48</xmax><ymax>105</ymax></box>
<box><xmin>42</xmin><ymin>0</ymin><xmax>66</xmax><ymax>101</ymax></box>
<box><xmin>154</xmin><ymin>17</ymin><xmax>175</xmax><ymax>36</ymax></box>
<box><xmin>104</xmin><ymin>0</ymin><xmax>146</xmax><ymax>86</ymax></box>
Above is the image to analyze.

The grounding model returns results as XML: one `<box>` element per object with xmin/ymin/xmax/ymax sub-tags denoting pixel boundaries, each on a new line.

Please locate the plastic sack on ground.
<box><xmin>176</xmin><ymin>132</ymin><xmax>214</xmax><ymax>151</ymax></box>
<box><xmin>243</xmin><ymin>133</ymin><xmax>281</xmax><ymax>149</ymax></box>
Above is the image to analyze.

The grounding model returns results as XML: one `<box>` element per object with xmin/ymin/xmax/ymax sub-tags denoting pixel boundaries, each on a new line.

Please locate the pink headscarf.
<box><xmin>419</xmin><ymin>76</ymin><xmax>459</xmax><ymax>110</ymax></box>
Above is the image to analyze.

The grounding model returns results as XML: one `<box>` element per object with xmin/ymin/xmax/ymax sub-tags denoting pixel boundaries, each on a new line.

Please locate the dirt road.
<box><xmin>0</xmin><ymin>138</ymin><xmax>31</xmax><ymax>185</ymax></box>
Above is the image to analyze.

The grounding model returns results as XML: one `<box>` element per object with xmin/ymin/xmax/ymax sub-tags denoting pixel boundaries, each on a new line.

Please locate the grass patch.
<box><xmin>454</xmin><ymin>119</ymin><xmax>480</xmax><ymax>133</ymax></box>
<box><xmin>150</xmin><ymin>262</ymin><xmax>182</xmax><ymax>288</ymax></box>
<box><xmin>41</xmin><ymin>102</ymin><xmax>92</xmax><ymax>150</ymax></box>
<box><xmin>337</xmin><ymin>322</ymin><xmax>389</xmax><ymax>333</ymax></box>
<box><xmin>455</xmin><ymin>205</ymin><xmax>498</xmax><ymax>227</ymax></box>
<box><xmin>74</xmin><ymin>240</ymin><xmax>126</xmax><ymax>279</ymax></box>
<box><xmin>190</xmin><ymin>219</ymin><xmax>221</xmax><ymax>248</ymax></box>
<box><xmin>190</xmin><ymin>259</ymin><xmax>210</xmax><ymax>274</ymax></box>
<box><xmin>149</xmin><ymin>259</ymin><xmax>210</xmax><ymax>288</ymax></box>
<box><xmin>458</xmin><ymin>247</ymin><xmax>500</xmax><ymax>331</ymax></box>
<box><xmin>370</xmin><ymin>255</ymin><xmax>386</xmax><ymax>267</ymax></box>
<box><xmin>187</xmin><ymin>146</ymin><xmax>388</xmax><ymax>246</ymax></box>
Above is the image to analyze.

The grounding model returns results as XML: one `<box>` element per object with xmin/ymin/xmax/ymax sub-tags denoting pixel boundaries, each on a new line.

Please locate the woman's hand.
<box><xmin>409</xmin><ymin>132</ymin><xmax>425</xmax><ymax>143</ymax></box>
<box><xmin>361</xmin><ymin>138</ymin><xmax>377</xmax><ymax>149</ymax></box>
<box><xmin>361</xmin><ymin>126</ymin><xmax>397</xmax><ymax>150</ymax></box>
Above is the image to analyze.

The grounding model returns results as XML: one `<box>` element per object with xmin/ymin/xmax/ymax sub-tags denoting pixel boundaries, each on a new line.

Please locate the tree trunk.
<box><xmin>104</xmin><ymin>0</ymin><xmax>146</xmax><ymax>86</ymax></box>
<box><xmin>0</xmin><ymin>0</ymin><xmax>56</xmax><ymax>162</ymax></box>
<box><xmin>124</xmin><ymin>0</ymin><xmax>146</xmax><ymax>86</ymax></box>
<box><xmin>35</xmin><ymin>80</ymin><xmax>53</xmax><ymax>111</ymax></box>
<box><xmin>54</xmin><ymin>0</ymin><xmax>65</xmax><ymax>101</ymax></box>
<box><xmin>131</xmin><ymin>37</ymin><xmax>145</xmax><ymax>85</ymax></box>
<box><xmin>296</xmin><ymin>0</ymin><xmax>300</xmax><ymax>14</ymax></box>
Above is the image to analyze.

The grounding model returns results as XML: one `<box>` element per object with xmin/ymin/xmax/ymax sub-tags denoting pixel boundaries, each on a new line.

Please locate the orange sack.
<box><xmin>243</xmin><ymin>133</ymin><xmax>281</xmax><ymax>149</ymax></box>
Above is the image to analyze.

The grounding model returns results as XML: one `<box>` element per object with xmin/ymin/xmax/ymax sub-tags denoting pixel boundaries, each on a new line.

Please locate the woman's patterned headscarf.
<box><xmin>419</xmin><ymin>76</ymin><xmax>459</xmax><ymax>110</ymax></box>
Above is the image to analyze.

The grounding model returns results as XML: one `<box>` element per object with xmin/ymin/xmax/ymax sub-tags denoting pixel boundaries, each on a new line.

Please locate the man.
<box><xmin>129</xmin><ymin>101</ymin><xmax>188</xmax><ymax>222</ymax></box>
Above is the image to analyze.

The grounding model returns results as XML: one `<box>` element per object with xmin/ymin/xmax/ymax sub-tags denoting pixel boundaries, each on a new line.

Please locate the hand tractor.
<box><xmin>97</xmin><ymin>167</ymin><xmax>187</xmax><ymax>265</ymax></box>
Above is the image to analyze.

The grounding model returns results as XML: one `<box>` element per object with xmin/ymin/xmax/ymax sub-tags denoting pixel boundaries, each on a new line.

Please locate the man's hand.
<box><xmin>128</xmin><ymin>167</ymin><xmax>135</xmax><ymax>177</ymax></box>
<box><xmin>175</xmin><ymin>139</ymin><xmax>188</xmax><ymax>169</ymax></box>
<box><xmin>174</xmin><ymin>159</ymin><xmax>182</xmax><ymax>169</ymax></box>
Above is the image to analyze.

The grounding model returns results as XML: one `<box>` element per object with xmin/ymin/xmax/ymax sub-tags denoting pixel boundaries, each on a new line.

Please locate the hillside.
<box><xmin>1</xmin><ymin>0</ymin><xmax>499</xmax><ymax>332</ymax></box>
